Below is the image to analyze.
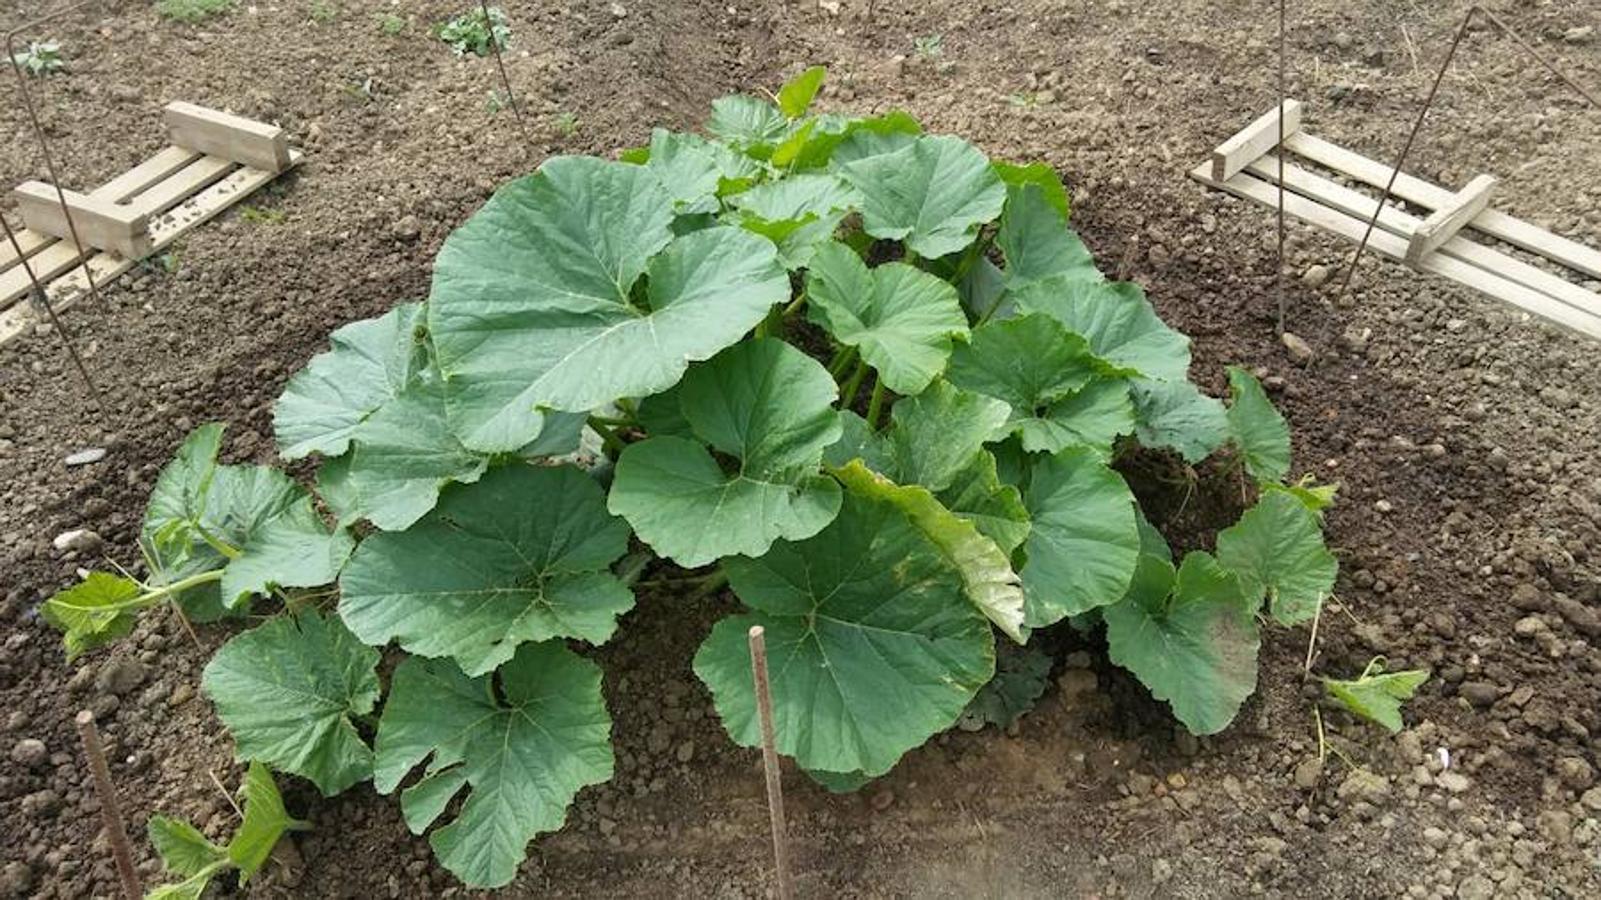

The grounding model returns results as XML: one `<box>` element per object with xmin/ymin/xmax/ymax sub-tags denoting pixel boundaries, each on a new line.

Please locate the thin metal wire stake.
<box><xmin>8</xmin><ymin>0</ymin><xmax>115</xmax><ymax>314</ymax></box>
<box><xmin>1275</xmin><ymin>0</ymin><xmax>1288</xmax><ymax>335</ymax></box>
<box><xmin>748</xmin><ymin>625</ymin><xmax>794</xmax><ymax>900</ymax></box>
<box><xmin>480</xmin><ymin>0</ymin><xmax>532</xmax><ymax>156</ymax></box>
<box><xmin>75</xmin><ymin>710</ymin><xmax>142</xmax><ymax>900</ymax></box>
<box><xmin>0</xmin><ymin>213</ymin><xmax>104</xmax><ymax>405</ymax></box>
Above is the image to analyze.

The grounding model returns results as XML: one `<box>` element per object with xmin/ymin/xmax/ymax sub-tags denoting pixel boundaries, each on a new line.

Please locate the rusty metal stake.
<box><xmin>75</xmin><ymin>710</ymin><xmax>141</xmax><ymax>900</ymax></box>
<box><xmin>747</xmin><ymin>625</ymin><xmax>794</xmax><ymax>900</ymax></box>
<box><xmin>0</xmin><ymin>214</ymin><xmax>103</xmax><ymax>405</ymax></box>
<box><xmin>479</xmin><ymin>0</ymin><xmax>532</xmax><ymax>157</ymax></box>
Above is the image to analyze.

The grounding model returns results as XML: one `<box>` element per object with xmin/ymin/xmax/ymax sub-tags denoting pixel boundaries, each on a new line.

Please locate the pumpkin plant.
<box><xmin>42</xmin><ymin>66</ymin><xmax>1338</xmax><ymax>889</ymax></box>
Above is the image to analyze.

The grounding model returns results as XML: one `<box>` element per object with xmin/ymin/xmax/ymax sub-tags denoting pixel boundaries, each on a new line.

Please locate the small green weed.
<box><xmin>434</xmin><ymin>6</ymin><xmax>510</xmax><ymax>57</ymax></box>
<box><xmin>11</xmin><ymin>40</ymin><xmax>64</xmax><ymax>77</ymax></box>
<box><xmin>1007</xmin><ymin>91</ymin><xmax>1041</xmax><ymax>109</ymax></box>
<box><xmin>485</xmin><ymin>89</ymin><xmax>509</xmax><ymax>114</ymax></box>
<box><xmin>154</xmin><ymin>0</ymin><xmax>235</xmax><ymax>24</ymax></box>
<box><xmin>551</xmin><ymin>110</ymin><xmax>579</xmax><ymax>137</ymax></box>
<box><xmin>239</xmin><ymin>205</ymin><xmax>286</xmax><ymax>225</ymax></box>
<box><xmin>913</xmin><ymin>33</ymin><xmax>943</xmax><ymax>59</ymax></box>
<box><xmin>308</xmin><ymin>0</ymin><xmax>339</xmax><ymax>24</ymax></box>
<box><xmin>374</xmin><ymin>12</ymin><xmax>407</xmax><ymax>35</ymax></box>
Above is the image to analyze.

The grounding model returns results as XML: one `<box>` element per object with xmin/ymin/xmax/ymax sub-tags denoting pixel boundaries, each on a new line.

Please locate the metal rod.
<box><xmin>479</xmin><ymin>0</ymin><xmax>532</xmax><ymax>156</ymax></box>
<box><xmin>1275</xmin><ymin>0</ymin><xmax>1287</xmax><ymax>335</ymax></box>
<box><xmin>75</xmin><ymin>710</ymin><xmax>142</xmax><ymax>900</ymax></box>
<box><xmin>747</xmin><ymin>625</ymin><xmax>794</xmax><ymax>900</ymax></box>
<box><xmin>8</xmin><ymin>0</ymin><xmax>115</xmax><ymax>314</ymax></box>
<box><xmin>0</xmin><ymin>213</ymin><xmax>104</xmax><ymax>404</ymax></box>
<box><xmin>1476</xmin><ymin>7</ymin><xmax>1600</xmax><ymax>111</ymax></box>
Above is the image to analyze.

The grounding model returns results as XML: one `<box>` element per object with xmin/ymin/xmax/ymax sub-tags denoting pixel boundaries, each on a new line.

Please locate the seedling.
<box><xmin>42</xmin><ymin>67</ymin><xmax>1338</xmax><ymax>890</ymax></box>
<box><xmin>485</xmin><ymin>89</ymin><xmax>508</xmax><ymax>114</ymax></box>
<box><xmin>154</xmin><ymin>0</ymin><xmax>234</xmax><ymax>23</ymax></box>
<box><xmin>238</xmin><ymin>204</ymin><xmax>285</xmax><ymax>225</ymax></box>
<box><xmin>551</xmin><ymin>110</ymin><xmax>580</xmax><ymax>136</ymax></box>
<box><xmin>308</xmin><ymin>0</ymin><xmax>338</xmax><ymax>25</ymax></box>
<box><xmin>1007</xmin><ymin>91</ymin><xmax>1041</xmax><ymax>109</ymax></box>
<box><xmin>434</xmin><ymin>6</ymin><xmax>510</xmax><ymax>57</ymax></box>
<box><xmin>10</xmin><ymin>40</ymin><xmax>64</xmax><ymax>77</ymax></box>
<box><xmin>1324</xmin><ymin>657</ymin><xmax>1429</xmax><ymax>732</ymax></box>
<box><xmin>913</xmin><ymin>33</ymin><xmax>944</xmax><ymax>59</ymax></box>
<box><xmin>374</xmin><ymin>12</ymin><xmax>407</xmax><ymax>35</ymax></box>
<box><xmin>146</xmin><ymin>763</ymin><xmax>308</xmax><ymax>898</ymax></box>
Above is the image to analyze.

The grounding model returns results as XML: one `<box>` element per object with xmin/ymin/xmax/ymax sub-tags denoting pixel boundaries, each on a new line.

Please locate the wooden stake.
<box><xmin>74</xmin><ymin>711</ymin><xmax>141</xmax><ymax>900</ymax></box>
<box><xmin>747</xmin><ymin>626</ymin><xmax>794</xmax><ymax>900</ymax></box>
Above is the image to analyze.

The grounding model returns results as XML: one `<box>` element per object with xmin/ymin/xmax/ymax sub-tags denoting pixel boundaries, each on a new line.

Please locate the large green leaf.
<box><xmin>1011</xmin><ymin>278</ymin><xmax>1190</xmax><ymax>382</ymax></box>
<box><xmin>804</xmin><ymin>110</ymin><xmax>922</xmax><ymax>169</ymax></box>
<box><xmin>1215</xmin><ymin>491</ymin><xmax>1336</xmax><ymax>626</ymax></box>
<box><xmin>936</xmin><ymin>450</ymin><xmax>1031</xmax><ymax>554</ymax></box>
<box><xmin>727</xmin><ymin>174</ymin><xmax>860</xmax><ymax>269</ymax></box>
<box><xmin>640</xmin><ymin>128</ymin><xmax>758</xmax><ymax>214</ymax></box>
<box><xmin>1225</xmin><ymin>366</ymin><xmax>1291</xmax><ymax>482</ymax></box>
<box><xmin>148</xmin><ymin>816</ymin><xmax>226</xmax><ymax>878</ymax></box>
<box><xmin>340</xmin><ymin>465</ymin><xmax>633</xmax><ymax>676</ymax></box>
<box><xmin>959</xmin><ymin>641</ymin><xmax>1053</xmax><ymax>730</ymax></box>
<box><xmin>218</xmin><ymin>496</ymin><xmax>354</xmax><ymax>607</ymax></box>
<box><xmin>1103</xmin><ymin>551</ymin><xmax>1260</xmax><ymax>735</ymax></box>
<box><xmin>429</xmin><ymin>157</ymin><xmax>788</xmax><ymax>450</ymax></box>
<box><xmin>201</xmin><ymin>610</ymin><xmax>381</xmax><ymax>796</ymax></box>
<box><xmin>832</xmin><ymin>461</ymin><xmax>1026</xmax><ymax>643</ymax></box>
<box><xmin>882</xmin><ymin>379</ymin><xmax>1011</xmax><ymax>490</ymax></box>
<box><xmin>143</xmin><ymin>425</ymin><xmax>328</xmax><ymax>620</ymax></box>
<box><xmin>946</xmin><ymin>313</ymin><xmax>1130</xmax><ymax>453</ymax></box>
<box><xmin>374</xmin><ymin>642</ymin><xmax>614</xmax><ymax>889</ymax></box>
<box><xmin>271</xmin><ymin>303</ymin><xmax>426</xmax><ymax>460</ymax></box>
<box><xmin>805</xmin><ymin>241</ymin><xmax>969</xmax><ymax>394</ymax></box>
<box><xmin>1129</xmin><ymin>378</ymin><xmax>1229</xmax><ymax>462</ymax></box>
<box><xmin>840</xmin><ymin>135</ymin><xmax>1006</xmax><ymax>258</ymax></box>
<box><xmin>707</xmin><ymin>94</ymin><xmax>789</xmax><ymax>149</ymax></box>
<box><xmin>1020</xmin><ymin>447</ymin><xmax>1141</xmax><ymax>627</ymax></box>
<box><xmin>227</xmin><ymin>762</ymin><xmax>307</xmax><ymax>883</ymax></box>
<box><xmin>996</xmin><ymin>182</ymin><xmax>1096</xmax><ymax>289</ymax></box>
<box><xmin>993</xmin><ymin>161</ymin><xmax>1071</xmax><ymax>221</ymax></box>
<box><xmin>608</xmin><ymin>339</ymin><xmax>843</xmax><ymax>565</ymax></box>
<box><xmin>693</xmin><ymin>490</ymin><xmax>994</xmax><ymax>776</ymax></box>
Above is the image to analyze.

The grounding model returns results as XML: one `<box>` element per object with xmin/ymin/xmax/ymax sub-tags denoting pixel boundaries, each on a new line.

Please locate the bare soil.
<box><xmin>3</xmin><ymin>1</ymin><xmax>1600</xmax><ymax>898</ymax></box>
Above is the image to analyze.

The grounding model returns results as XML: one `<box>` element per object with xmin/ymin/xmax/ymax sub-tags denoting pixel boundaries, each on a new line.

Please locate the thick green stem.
<box><xmin>781</xmin><ymin>291</ymin><xmax>807</xmax><ymax>319</ymax></box>
<box><xmin>587</xmin><ymin>413</ymin><xmax>634</xmax><ymax>429</ymax></box>
<box><xmin>949</xmin><ymin>231</ymin><xmax>991</xmax><ymax>287</ymax></box>
<box><xmin>865</xmin><ymin>377</ymin><xmax>886</xmax><ymax>429</ymax></box>
<box><xmin>828</xmin><ymin>345</ymin><xmax>858</xmax><ymax>379</ymax></box>
<box><xmin>51</xmin><ymin>569</ymin><xmax>225</xmax><ymax>615</ymax></box>
<box><xmin>839</xmin><ymin>359</ymin><xmax>869</xmax><ymax>407</ymax></box>
<box><xmin>588</xmin><ymin>418</ymin><xmax>625</xmax><ymax>456</ymax></box>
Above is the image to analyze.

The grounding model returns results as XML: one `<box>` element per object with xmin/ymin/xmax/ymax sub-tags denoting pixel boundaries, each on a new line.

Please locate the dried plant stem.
<box><xmin>75</xmin><ymin>711</ymin><xmax>141</xmax><ymax>900</ymax></box>
<box><xmin>747</xmin><ymin>626</ymin><xmax>794</xmax><ymax>900</ymax></box>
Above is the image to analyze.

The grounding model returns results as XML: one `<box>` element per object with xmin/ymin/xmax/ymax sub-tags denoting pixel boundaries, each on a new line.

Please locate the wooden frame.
<box><xmin>1</xmin><ymin>102</ymin><xmax>300</xmax><ymax>345</ymax></box>
<box><xmin>1190</xmin><ymin>101</ymin><xmax>1601</xmax><ymax>341</ymax></box>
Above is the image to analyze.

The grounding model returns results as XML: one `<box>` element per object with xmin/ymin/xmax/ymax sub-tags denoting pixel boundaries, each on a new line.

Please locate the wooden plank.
<box><xmin>12</xmin><ymin>182</ymin><xmax>152</xmax><ymax>259</ymax></box>
<box><xmin>0</xmin><ymin>150</ymin><xmax>301</xmax><ymax>345</ymax></box>
<box><xmin>1211</xmin><ymin>100</ymin><xmax>1303</xmax><ymax>182</ymax></box>
<box><xmin>1</xmin><ymin>147</ymin><xmax>201</xmax><ymax>277</ymax></box>
<box><xmin>164</xmin><ymin>101</ymin><xmax>290</xmax><ymax>173</ymax></box>
<box><xmin>1243</xmin><ymin>155</ymin><xmax>1600</xmax><ymax>322</ymax></box>
<box><xmin>1284</xmin><ymin>131</ymin><xmax>1601</xmax><ymax>280</ymax></box>
<box><xmin>90</xmin><ymin>146</ymin><xmax>203</xmax><ymax>203</ymax></box>
<box><xmin>1190</xmin><ymin>162</ymin><xmax>1601</xmax><ymax>340</ymax></box>
<box><xmin>124</xmin><ymin>156</ymin><xmax>236</xmax><ymax>217</ymax></box>
<box><xmin>1406</xmin><ymin>174</ymin><xmax>1498</xmax><ymax>266</ymax></box>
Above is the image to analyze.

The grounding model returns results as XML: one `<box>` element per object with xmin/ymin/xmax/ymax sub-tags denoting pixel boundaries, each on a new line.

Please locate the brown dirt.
<box><xmin>3</xmin><ymin>1</ymin><xmax>1601</xmax><ymax>898</ymax></box>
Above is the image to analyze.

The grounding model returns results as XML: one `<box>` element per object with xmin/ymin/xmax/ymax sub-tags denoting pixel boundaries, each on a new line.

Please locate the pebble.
<box><xmin>1580</xmin><ymin>787</ymin><xmax>1601</xmax><ymax>811</ymax></box>
<box><xmin>9</xmin><ymin>738</ymin><xmax>47</xmax><ymax>768</ymax></box>
<box><xmin>1437</xmin><ymin>771</ymin><xmax>1472</xmax><ymax>793</ymax></box>
<box><xmin>1564</xmin><ymin>25</ymin><xmax>1594</xmax><ymax>44</ymax></box>
<box><xmin>1301</xmin><ymin>264</ymin><xmax>1331</xmax><ymax>288</ymax></box>
<box><xmin>870</xmin><ymin>789</ymin><xmax>895</xmax><ymax>811</ymax></box>
<box><xmin>168</xmin><ymin>683</ymin><xmax>194</xmax><ymax>707</ymax></box>
<box><xmin>1292</xmin><ymin>757</ymin><xmax>1322</xmax><ymax>789</ymax></box>
<box><xmin>1458</xmin><ymin>681</ymin><xmax>1500</xmax><ymax>708</ymax></box>
<box><xmin>0</xmin><ymin>861</ymin><xmax>32</xmax><ymax>896</ymax></box>
<box><xmin>96</xmin><ymin>657</ymin><xmax>146</xmax><ymax>696</ymax></box>
<box><xmin>392</xmin><ymin>215</ymin><xmax>421</xmax><ymax>242</ymax></box>
<box><xmin>1281</xmin><ymin>331</ymin><xmax>1314</xmax><ymax>365</ymax></box>
<box><xmin>51</xmin><ymin>529</ymin><xmax>102</xmax><ymax>554</ymax></box>
<box><xmin>63</xmin><ymin>447</ymin><xmax>107</xmax><ymax>466</ymax></box>
<box><xmin>1555</xmin><ymin>756</ymin><xmax>1595</xmax><ymax>790</ymax></box>
<box><xmin>1552</xmin><ymin>595</ymin><xmax>1601</xmax><ymax>637</ymax></box>
<box><xmin>1457</xmin><ymin>874</ymin><xmax>1494</xmax><ymax>900</ymax></box>
<box><xmin>675</xmin><ymin>740</ymin><xmax>695</xmax><ymax>764</ymax></box>
<box><xmin>1337</xmin><ymin>769</ymin><xmax>1390</xmax><ymax>805</ymax></box>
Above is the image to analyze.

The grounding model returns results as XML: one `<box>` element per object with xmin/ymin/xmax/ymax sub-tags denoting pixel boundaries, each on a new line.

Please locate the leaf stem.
<box><xmin>828</xmin><ymin>345</ymin><xmax>859</xmax><ymax>380</ymax></box>
<box><xmin>865</xmin><ymin>376</ymin><xmax>886</xmax><ymax>429</ymax></box>
<box><xmin>587</xmin><ymin>414</ymin><xmax>634</xmax><ymax>429</ymax></box>
<box><xmin>194</xmin><ymin>524</ymin><xmax>242</xmax><ymax>561</ymax></box>
<box><xmin>52</xmin><ymin>569</ymin><xmax>226</xmax><ymax>615</ymax></box>
<box><xmin>839</xmin><ymin>359</ymin><xmax>869</xmax><ymax>407</ymax></box>
<box><xmin>588</xmin><ymin>418</ymin><xmax>625</xmax><ymax>456</ymax></box>
<box><xmin>781</xmin><ymin>291</ymin><xmax>807</xmax><ymax>319</ymax></box>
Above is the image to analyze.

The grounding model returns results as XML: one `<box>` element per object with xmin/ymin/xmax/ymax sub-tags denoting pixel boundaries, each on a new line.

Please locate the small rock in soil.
<box><xmin>1458</xmin><ymin>681</ymin><xmax>1500</xmax><ymax>708</ymax></box>
<box><xmin>1336</xmin><ymin>769</ymin><xmax>1390</xmax><ymax>804</ymax></box>
<box><xmin>1280</xmin><ymin>331</ymin><xmax>1314</xmax><ymax>365</ymax></box>
<box><xmin>96</xmin><ymin>657</ymin><xmax>146</xmax><ymax>696</ymax></box>
<box><xmin>675</xmin><ymin>740</ymin><xmax>694</xmax><ymax>764</ymax></box>
<box><xmin>1456</xmin><ymin>874</ymin><xmax>1494</xmax><ymax>900</ymax></box>
<box><xmin>1564</xmin><ymin>25</ymin><xmax>1594</xmax><ymax>44</ymax></box>
<box><xmin>1301</xmin><ymin>264</ymin><xmax>1330</xmax><ymax>288</ymax></box>
<box><xmin>9</xmin><ymin>738</ymin><xmax>47</xmax><ymax>768</ymax></box>
<box><xmin>1555</xmin><ymin>756</ymin><xmax>1595</xmax><ymax>790</ymax></box>
<box><xmin>0</xmin><ymin>861</ymin><xmax>33</xmax><ymax>896</ymax></box>
<box><xmin>51</xmin><ymin>529</ymin><xmax>102</xmax><ymax>554</ymax></box>
<box><xmin>1552</xmin><ymin>595</ymin><xmax>1601</xmax><ymax>637</ymax></box>
<box><xmin>870</xmin><ymin>789</ymin><xmax>895</xmax><ymax>811</ymax></box>
<box><xmin>1292</xmin><ymin>757</ymin><xmax>1322</xmax><ymax>789</ymax></box>
<box><xmin>1436</xmin><ymin>771</ymin><xmax>1471</xmax><ymax>793</ymax></box>
<box><xmin>62</xmin><ymin>447</ymin><xmax>106</xmax><ymax>466</ymax></box>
